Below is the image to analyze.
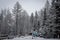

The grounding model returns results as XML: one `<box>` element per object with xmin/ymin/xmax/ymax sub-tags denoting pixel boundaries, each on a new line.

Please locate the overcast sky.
<box><xmin>0</xmin><ymin>0</ymin><xmax>51</xmax><ymax>15</ymax></box>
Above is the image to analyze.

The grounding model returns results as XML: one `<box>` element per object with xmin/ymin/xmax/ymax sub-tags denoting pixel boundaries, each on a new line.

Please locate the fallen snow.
<box><xmin>4</xmin><ymin>36</ymin><xmax>60</xmax><ymax>40</ymax></box>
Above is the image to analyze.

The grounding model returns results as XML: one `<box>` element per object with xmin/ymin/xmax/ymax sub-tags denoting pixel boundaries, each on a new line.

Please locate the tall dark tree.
<box><xmin>43</xmin><ymin>8</ymin><xmax>47</xmax><ymax>26</ymax></box>
<box><xmin>50</xmin><ymin>0</ymin><xmax>60</xmax><ymax>38</ymax></box>
<box><xmin>12</xmin><ymin>1</ymin><xmax>22</xmax><ymax>35</ymax></box>
<box><xmin>0</xmin><ymin>10</ymin><xmax>3</xmax><ymax>34</ymax></box>
<box><xmin>34</xmin><ymin>11</ymin><xmax>38</xmax><ymax>30</ymax></box>
<box><xmin>30</xmin><ymin>13</ymin><xmax>34</xmax><ymax>31</ymax></box>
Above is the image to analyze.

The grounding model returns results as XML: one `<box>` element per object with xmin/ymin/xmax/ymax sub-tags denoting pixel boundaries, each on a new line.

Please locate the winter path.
<box><xmin>4</xmin><ymin>36</ymin><xmax>60</xmax><ymax>40</ymax></box>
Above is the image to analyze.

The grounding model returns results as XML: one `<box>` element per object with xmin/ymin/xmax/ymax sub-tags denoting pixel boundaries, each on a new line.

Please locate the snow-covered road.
<box><xmin>4</xmin><ymin>36</ymin><xmax>60</xmax><ymax>40</ymax></box>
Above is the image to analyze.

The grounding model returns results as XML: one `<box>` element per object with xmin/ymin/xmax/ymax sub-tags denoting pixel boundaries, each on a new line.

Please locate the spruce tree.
<box><xmin>12</xmin><ymin>1</ymin><xmax>22</xmax><ymax>35</ymax></box>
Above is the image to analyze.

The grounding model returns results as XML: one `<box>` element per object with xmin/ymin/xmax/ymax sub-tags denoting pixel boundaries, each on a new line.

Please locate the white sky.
<box><xmin>0</xmin><ymin>0</ymin><xmax>51</xmax><ymax>16</ymax></box>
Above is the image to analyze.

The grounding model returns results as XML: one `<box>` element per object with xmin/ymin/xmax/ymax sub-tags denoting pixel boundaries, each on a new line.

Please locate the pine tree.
<box><xmin>50</xmin><ymin>0</ymin><xmax>60</xmax><ymax>38</ymax></box>
<box><xmin>6</xmin><ymin>9</ymin><xmax>13</xmax><ymax>35</ymax></box>
<box><xmin>0</xmin><ymin>9</ymin><xmax>3</xmax><ymax>34</ymax></box>
<box><xmin>12</xmin><ymin>1</ymin><xmax>22</xmax><ymax>35</ymax></box>
<box><xmin>43</xmin><ymin>8</ymin><xmax>47</xmax><ymax>26</ymax></box>
<box><xmin>30</xmin><ymin>13</ymin><xmax>34</xmax><ymax>24</ymax></box>
<box><xmin>30</xmin><ymin>13</ymin><xmax>34</xmax><ymax>32</ymax></box>
<box><xmin>34</xmin><ymin>11</ymin><xmax>38</xmax><ymax>30</ymax></box>
<box><xmin>40</xmin><ymin>0</ymin><xmax>51</xmax><ymax>37</ymax></box>
<box><xmin>2</xmin><ymin>9</ymin><xmax>7</xmax><ymax>34</ymax></box>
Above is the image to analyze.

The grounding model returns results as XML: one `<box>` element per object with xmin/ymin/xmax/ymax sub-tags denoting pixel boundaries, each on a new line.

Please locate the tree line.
<box><xmin>0</xmin><ymin>0</ymin><xmax>60</xmax><ymax>38</ymax></box>
<box><xmin>0</xmin><ymin>1</ymin><xmax>40</xmax><ymax>36</ymax></box>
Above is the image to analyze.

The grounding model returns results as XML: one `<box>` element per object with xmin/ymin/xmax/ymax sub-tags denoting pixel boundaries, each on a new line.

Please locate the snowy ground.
<box><xmin>4</xmin><ymin>36</ymin><xmax>60</xmax><ymax>40</ymax></box>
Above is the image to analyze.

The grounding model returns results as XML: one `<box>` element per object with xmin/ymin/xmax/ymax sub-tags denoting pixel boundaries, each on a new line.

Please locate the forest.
<box><xmin>0</xmin><ymin>0</ymin><xmax>60</xmax><ymax>39</ymax></box>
